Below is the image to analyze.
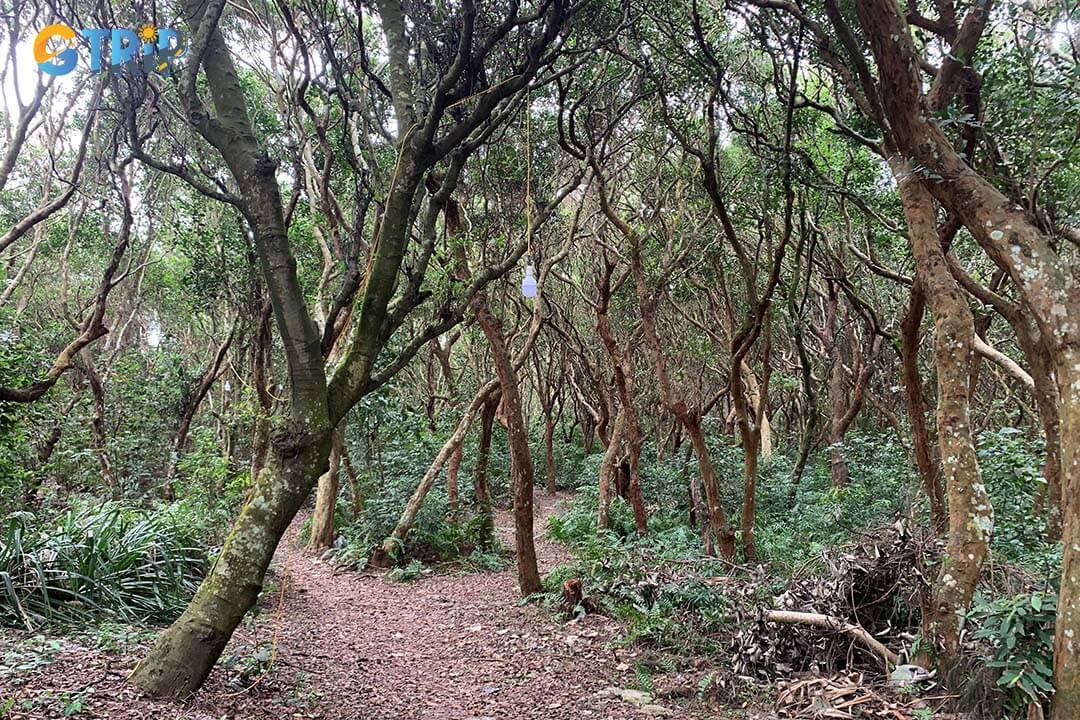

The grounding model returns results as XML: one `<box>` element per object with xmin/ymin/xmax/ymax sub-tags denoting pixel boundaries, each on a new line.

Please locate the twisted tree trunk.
<box><xmin>892</xmin><ymin>156</ymin><xmax>991</xmax><ymax>664</ymax></box>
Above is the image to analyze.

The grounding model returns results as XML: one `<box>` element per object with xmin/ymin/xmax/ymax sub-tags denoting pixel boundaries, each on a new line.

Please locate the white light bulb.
<box><xmin>146</xmin><ymin>316</ymin><xmax>162</xmax><ymax>350</ymax></box>
<box><xmin>521</xmin><ymin>264</ymin><xmax>537</xmax><ymax>298</ymax></box>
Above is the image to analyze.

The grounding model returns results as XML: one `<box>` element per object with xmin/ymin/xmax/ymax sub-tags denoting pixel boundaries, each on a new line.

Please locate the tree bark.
<box><xmin>598</xmin><ymin>406</ymin><xmax>626</xmax><ymax>531</ymax></box>
<box><xmin>78</xmin><ymin>349</ymin><xmax>115</xmax><ymax>495</ymax></box>
<box><xmin>892</xmin><ymin>156</ymin><xmax>991</xmax><ymax>664</ymax></box>
<box><xmin>447</xmin><ymin>443</ymin><xmax>463</xmax><ymax>515</ymax></box>
<box><xmin>473</xmin><ymin>301</ymin><xmax>541</xmax><ymax>596</ymax></box>
<box><xmin>848</xmin><ymin>5</ymin><xmax>1080</xmax><ymax>708</ymax></box>
<box><xmin>128</xmin><ymin>432</ymin><xmax>330</xmax><ymax>696</ymax></box>
<box><xmin>900</xmin><ymin>282</ymin><xmax>947</xmax><ymax>531</ymax></box>
<box><xmin>473</xmin><ymin>392</ymin><xmax>499</xmax><ymax>546</ymax></box>
<box><xmin>308</xmin><ymin>428</ymin><xmax>343</xmax><ymax>551</ymax></box>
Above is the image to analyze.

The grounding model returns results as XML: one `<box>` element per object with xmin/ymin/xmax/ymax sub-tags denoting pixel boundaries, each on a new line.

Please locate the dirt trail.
<box><xmin>0</xmin><ymin>493</ymin><xmax>709</xmax><ymax>719</ymax></box>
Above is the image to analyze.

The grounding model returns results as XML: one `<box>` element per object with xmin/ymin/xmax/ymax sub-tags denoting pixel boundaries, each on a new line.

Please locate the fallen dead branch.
<box><xmin>765</xmin><ymin>610</ymin><xmax>900</xmax><ymax>668</ymax></box>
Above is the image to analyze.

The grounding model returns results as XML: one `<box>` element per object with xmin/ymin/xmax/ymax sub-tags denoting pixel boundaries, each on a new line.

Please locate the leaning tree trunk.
<box><xmin>79</xmin><ymin>348</ymin><xmax>115</xmax><ymax>496</ymax></box>
<box><xmin>473</xmin><ymin>300</ymin><xmax>541</xmax><ymax>595</ymax></box>
<box><xmin>130</xmin><ymin>0</ymin><xmax>336</xmax><ymax>695</ymax></box>
<box><xmin>165</xmin><ymin>328</ymin><xmax>234</xmax><ymax>490</ymax></box>
<box><xmin>129</xmin><ymin>430</ymin><xmax>330</xmax><ymax>696</ymax></box>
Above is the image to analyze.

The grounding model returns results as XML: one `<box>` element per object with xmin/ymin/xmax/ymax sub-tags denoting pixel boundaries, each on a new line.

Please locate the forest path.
<box><xmin>1</xmin><ymin>492</ymin><xmax>710</xmax><ymax>719</ymax></box>
<box><xmin>239</xmin><ymin>491</ymin><xmax>701</xmax><ymax>719</ymax></box>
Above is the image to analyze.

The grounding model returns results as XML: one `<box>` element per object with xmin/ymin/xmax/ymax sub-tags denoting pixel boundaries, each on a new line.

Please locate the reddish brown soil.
<box><xmin>0</xmin><ymin>493</ymin><xmax>711</xmax><ymax>719</ymax></box>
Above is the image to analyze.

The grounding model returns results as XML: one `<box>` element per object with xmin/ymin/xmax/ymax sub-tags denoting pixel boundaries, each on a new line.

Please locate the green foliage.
<box><xmin>977</xmin><ymin>428</ymin><xmax>1060</xmax><ymax>575</ymax></box>
<box><xmin>544</xmin><ymin>432</ymin><xmax>920</xmax><ymax>657</ymax></box>
<box><xmin>387</xmin><ymin>559</ymin><xmax>424</xmax><ymax>583</ymax></box>
<box><xmin>329</xmin><ymin>392</ymin><xmax>511</xmax><ymax>570</ymax></box>
<box><xmin>756</xmin><ymin>433</ymin><xmax>917</xmax><ymax>572</ymax></box>
<box><xmin>545</xmin><ymin>485</ymin><xmax>735</xmax><ymax>654</ymax></box>
<box><xmin>0</xmin><ymin>325</ymin><xmax>52</xmax><ymax>513</ymax></box>
<box><xmin>968</xmin><ymin>590</ymin><xmax>1057</xmax><ymax>717</ymax></box>
<box><xmin>0</xmin><ymin>503</ymin><xmax>206</xmax><ymax>629</ymax></box>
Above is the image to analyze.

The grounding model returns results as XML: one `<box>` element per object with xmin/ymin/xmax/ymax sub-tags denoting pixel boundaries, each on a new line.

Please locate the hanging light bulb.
<box><xmin>146</xmin><ymin>314</ymin><xmax>162</xmax><ymax>350</ymax></box>
<box><xmin>521</xmin><ymin>263</ymin><xmax>537</xmax><ymax>298</ymax></box>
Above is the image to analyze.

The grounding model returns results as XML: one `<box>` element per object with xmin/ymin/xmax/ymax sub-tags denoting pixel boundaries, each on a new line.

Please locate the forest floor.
<box><xmin>0</xmin><ymin>493</ymin><xmax>747</xmax><ymax>719</ymax></box>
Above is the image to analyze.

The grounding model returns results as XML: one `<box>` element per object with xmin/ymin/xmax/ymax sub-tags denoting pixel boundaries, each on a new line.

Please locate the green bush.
<box><xmin>978</xmin><ymin>428</ymin><xmax>1060</xmax><ymax>575</ymax></box>
<box><xmin>0</xmin><ymin>503</ymin><xmax>206</xmax><ymax>628</ymax></box>
<box><xmin>968</xmin><ymin>589</ymin><xmax>1056</xmax><ymax>717</ymax></box>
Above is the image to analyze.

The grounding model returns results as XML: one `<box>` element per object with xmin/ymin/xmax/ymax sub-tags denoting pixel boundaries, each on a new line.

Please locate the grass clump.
<box><xmin>0</xmin><ymin>503</ymin><xmax>205</xmax><ymax>629</ymax></box>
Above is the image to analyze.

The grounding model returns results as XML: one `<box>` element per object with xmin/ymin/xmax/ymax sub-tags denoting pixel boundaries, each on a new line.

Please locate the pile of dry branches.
<box><xmin>727</xmin><ymin>521</ymin><xmax>933</xmax><ymax>680</ymax></box>
<box><xmin>776</xmin><ymin>674</ymin><xmax>919</xmax><ymax>720</ymax></box>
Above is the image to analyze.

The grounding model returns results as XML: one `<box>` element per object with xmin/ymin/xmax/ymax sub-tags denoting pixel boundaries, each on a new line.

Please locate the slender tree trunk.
<box><xmin>473</xmin><ymin>302</ymin><xmax>541</xmax><ymax>595</ymax></box>
<box><xmin>1055</xmin><ymin>362</ymin><xmax>1080</xmax><ymax>719</ymax></box>
<box><xmin>78</xmin><ymin>349</ymin><xmax>115</xmax><ymax>496</ymax></box>
<box><xmin>598</xmin><ymin>406</ymin><xmax>625</xmax><ymax>531</ymax></box>
<box><xmin>683</xmin><ymin>415</ymin><xmax>737</xmax><ymax>557</ymax></box>
<box><xmin>893</xmin><ymin>157</ymin><xmax>991</xmax><ymax>664</ymax></box>
<box><xmin>824</xmin><ymin>282</ymin><xmax>850</xmax><ymax>487</ymax></box>
<box><xmin>308</xmin><ymin>428</ymin><xmax>343</xmax><ymax>551</ymax></box>
<box><xmin>447</xmin><ymin>443</ymin><xmax>463</xmax><ymax>515</ymax></box>
<box><xmin>249</xmin><ymin>302</ymin><xmax>273</xmax><ymax>484</ymax></box>
<box><xmin>543</xmin><ymin>413</ymin><xmax>557</xmax><ymax>495</ymax></box>
<box><xmin>166</xmin><ymin>328</ymin><xmax>234</xmax><ymax>492</ymax></box>
<box><xmin>789</xmin><ymin>325</ymin><xmax>817</xmax><ymax>495</ymax></box>
<box><xmin>341</xmin><ymin>445</ymin><xmax>363</xmax><ymax>518</ymax></box>
<box><xmin>685</xmin><ymin>443</ymin><xmax>712</xmax><ymax>554</ymax></box>
<box><xmin>732</xmin><ymin>359</ymin><xmax>760</xmax><ymax>560</ymax></box>
<box><xmin>473</xmin><ymin>392</ymin><xmax>499</xmax><ymax>546</ymax></box>
<box><xmin>1014</xmin><ymin>323</ymin><xmax>1063</xmax><ymax>539</ymax></box>
<box><xmin>900</xmin><ymin>282</ymin><xmax>947</xmax><ymax>531</ymax></box>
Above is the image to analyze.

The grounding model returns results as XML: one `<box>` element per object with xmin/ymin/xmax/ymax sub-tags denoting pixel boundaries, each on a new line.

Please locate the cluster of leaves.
<box><xmin>0</xmin><ymin>503</ymin><xmax>207</xmax><ymax>629</ymax></box>
<box><xmin>968</xmin><ymin>590</ymin><xmax>1057</xmax><ymax>717</ymax></box>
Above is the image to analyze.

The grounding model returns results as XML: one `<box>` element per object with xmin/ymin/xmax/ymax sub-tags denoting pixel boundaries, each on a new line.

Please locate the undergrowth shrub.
<box><xmin>978</xmin><ymin>428</ymin><xmax>1060</xmax><ymax>576</ymax></box>
<box><xmin>544</xmin><ymin>433</ymin><xmax>924</xmax><ymax>660</ymax></box>
<box><xmin>967</xmin><ymin>589</ymin><xmax>1057</xmax><ymax>718</ymax></box>
<box><xmin>756</xmin><ymin>433</ymin><xmax>916</xmax><ymax>572</ymax></box>
<box><xmin>0</xmin><ymin>503</ymin><xmax>206</xmax><ymax>628</ymax></box>
<box><xmin>544</xmin><ymin>514</ymin><xmax>736</xmax><ymax>654</ymax></box>
<box><xmin>545</xmin><ymin>482</ymin><xmax>739</xmax><ymax>653</ymax></box>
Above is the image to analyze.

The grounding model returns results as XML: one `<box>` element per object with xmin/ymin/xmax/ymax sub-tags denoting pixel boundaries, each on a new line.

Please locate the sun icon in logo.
<box><xmin>137</xmin><ymin>24</ymin><xmax>158</xmax><ymax>44</ymax></box>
